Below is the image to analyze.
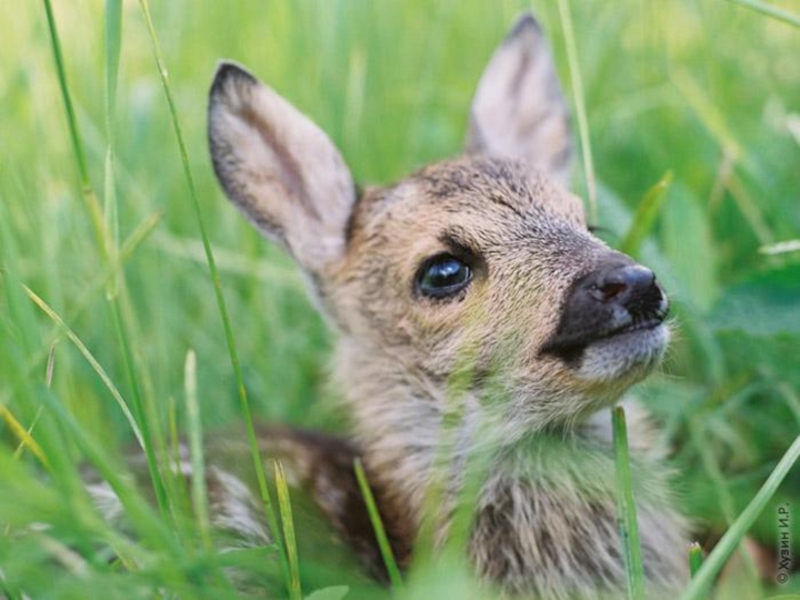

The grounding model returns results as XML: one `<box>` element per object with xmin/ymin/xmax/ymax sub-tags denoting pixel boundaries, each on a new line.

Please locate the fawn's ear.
<box><xmin>208</xmin><ymin>62</ymin><xmax>355</xmax><ymax>273</ymax></box>
<box><xmin>466</xmin><ymin>13</ymin><xmax>573</xmax><ymax>187</ymax></box>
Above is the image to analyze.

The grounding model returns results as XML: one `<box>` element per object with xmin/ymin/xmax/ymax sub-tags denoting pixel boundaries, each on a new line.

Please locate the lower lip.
<box><xmin>574</xmin><ymin>324</ymin><xmax>669</xmax><ymax>381</ymax></box>
<box><xmin>587</xmin><ymin>322</ymin><xmax>669</xmax><ymax>355</ymax></box>
<box><xmin>601</xmin><ymin>318</ymin><xmax>664</xmax><ymax>340</ymax></box>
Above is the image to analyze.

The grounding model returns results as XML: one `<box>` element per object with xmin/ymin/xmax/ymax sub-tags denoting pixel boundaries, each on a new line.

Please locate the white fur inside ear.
<box><xmin>467</xmin><ymin>14</ymin><xmax>573</xmax><ymax>187</ymax></box>
<box><xmin>208</xmin><ymin>62</ymin><xmax>355</xmax><ymax>273</ymax></box>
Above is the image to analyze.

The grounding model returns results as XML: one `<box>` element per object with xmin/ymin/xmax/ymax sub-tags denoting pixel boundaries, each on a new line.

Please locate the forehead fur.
<box><xmin>347</xmin><ymin>156</ymin><xmax>585</xmax><ymax>249</ymax></box>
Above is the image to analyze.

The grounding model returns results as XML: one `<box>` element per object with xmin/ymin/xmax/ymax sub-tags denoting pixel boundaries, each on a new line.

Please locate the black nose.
<box><xmin>540</xmin><ymin>260</ymin><xmax>669</xmax><ymax>363</ymax></box>
<box><xmin>581</xmin><ymin>264</ymin><xmax>662</xmax><ymax>317</ymax></box>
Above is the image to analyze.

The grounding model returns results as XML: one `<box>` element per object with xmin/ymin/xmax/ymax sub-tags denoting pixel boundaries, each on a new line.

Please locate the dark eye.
<box><xmin>415</xmin><ymin>254</ymin><xmax>473</xmax><ymax>299</ymax></box>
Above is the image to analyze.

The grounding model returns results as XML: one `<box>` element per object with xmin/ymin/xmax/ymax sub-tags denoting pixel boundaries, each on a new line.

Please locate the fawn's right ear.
<box><xmin>465</xmin><ymin>13</ymin><xmax>573</xmax><ymax>187</ymax></box>
<box><xmin>208</xmin><ymin>62</ymin><xmax>356</xmax><ymax>274</ymax></box>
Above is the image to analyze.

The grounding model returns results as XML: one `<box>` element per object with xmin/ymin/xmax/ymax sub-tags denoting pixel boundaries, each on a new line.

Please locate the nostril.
<box><xmin>593</xmin><ymin>281</ymin><xmax>628</xmax><ymax>302</ymax></box>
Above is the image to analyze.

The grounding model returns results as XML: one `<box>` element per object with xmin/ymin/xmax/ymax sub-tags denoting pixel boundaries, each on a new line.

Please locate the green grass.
<box><xmin>1</xmin><ymin>0</ymin><xmax>799</xmax><ymax>597</ymax></box>
<box><xmin>613</xmin><ymin>407</ymin><xmax>646</xmax><ymax>600</ymax></box>
<box><xmin>354</xmin><ymin>458</ymin><xmax>403</xmax><ymax>590</ymax></box>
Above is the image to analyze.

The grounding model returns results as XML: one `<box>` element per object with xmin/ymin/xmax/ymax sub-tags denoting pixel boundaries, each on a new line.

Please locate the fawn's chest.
<box><xmin>466</xmin><ymin>472</ymin><xmax>687</xmax><ymax>598</ymax></box>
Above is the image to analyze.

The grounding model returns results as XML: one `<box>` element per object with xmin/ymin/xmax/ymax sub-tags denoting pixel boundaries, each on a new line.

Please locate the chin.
<box><xmin>574</xmin><ymin>323</ymin><xmax>670</xmax><ymax>386</ymax></box>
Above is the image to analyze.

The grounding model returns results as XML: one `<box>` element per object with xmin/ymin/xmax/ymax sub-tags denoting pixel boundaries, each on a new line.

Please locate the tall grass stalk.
<box><xmin>183</xmin><ymin>350</ymin><xmax>211</xmax><ymax>550</ymax></box>
<box><xmin>274</xmin><ymin>461</ymin><xmax>302</xmax><ymax>600</ymax></box>
<box><xmin>41</xmin><ymin>0</ymin><xmax>105</xmax><ymax>243</ymax></box>
<box><xmin>108</xmin><ymin>298</ymin><xmax>169</xmax><ymax>509</ymax></box>
<box><xmin>103</xmin><ymin>0</ymin><xmax>122</xmax><ymax>298</ymax></box>
<box><xmin>556</xmin><ymin>0</ymin><xmax>597</xmax><ymax>222</ymax></box>
<box><xmin>726</xmin><ymin>0</ymin><xmax>800</xmax><ymax>28</ymax></box>
<box><xmin>612</xmin><ymin>406</ymin><xmax>646</xmax><ymax>600</ymax></box>
<box><xmin>135</xmin><ymin>0</ymin><xmax>290</xmax><ymax>584</ymax></box>
<box><xmin>41</xmin><ymin>0</ymin><xmax>169</xmax><ymax>517</ymax></box>
<box><xmin>354</xmin><ymin>458</ymin><xmax>403</xmax><ymax>589</ymax></box>
<box><xmin>681</xmin><ymin>434</ymin><xmax>800</xmax><ymax>600</ymax></box>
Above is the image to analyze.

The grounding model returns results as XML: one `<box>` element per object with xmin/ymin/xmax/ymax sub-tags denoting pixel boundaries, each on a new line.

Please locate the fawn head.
<box><xmin>207</xmin><ymin>14</ymin><xmax>669</xmax><ymax>439</ymax></box>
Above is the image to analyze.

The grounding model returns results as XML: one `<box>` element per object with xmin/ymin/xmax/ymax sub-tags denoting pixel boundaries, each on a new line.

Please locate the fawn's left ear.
<box><xmin>465</xmin><ymin>13</ymin><xmax>574</xmax><ymax>187</ymax></box>
<box><xmin>208</xmin><ymin>61</ymin><xmax>356</xmax><ymax>274</ymax></box>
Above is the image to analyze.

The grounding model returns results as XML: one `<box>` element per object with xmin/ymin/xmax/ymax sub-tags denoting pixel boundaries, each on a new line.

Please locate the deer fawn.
<box><xmin>93</xmin><ymin>11</ymin><xmax>687</xmax><ymax>599</ymax></box>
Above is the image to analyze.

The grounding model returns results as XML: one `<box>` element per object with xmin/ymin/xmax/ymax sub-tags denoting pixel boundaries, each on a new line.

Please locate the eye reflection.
<box><xmin>416</xmin><ymin>254</ymin><xmax>473</xmax><ymax>299</ymax></box>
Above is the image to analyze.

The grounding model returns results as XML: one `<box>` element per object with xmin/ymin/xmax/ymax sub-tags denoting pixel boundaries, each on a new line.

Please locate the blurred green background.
<box><xmin>1</xmin><ymin>0</ymin><xmax>798</xmax><ymax>597</ymax></box>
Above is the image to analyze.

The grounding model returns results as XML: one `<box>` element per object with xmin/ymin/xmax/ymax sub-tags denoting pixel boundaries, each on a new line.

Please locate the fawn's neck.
<box><xmin>334</xmin><ymin>339</ymin><xmax>683</xmax><ymax>573</ymax></box>
<box><xmin>335</xmin><ymin>341</ymin><xmax>654</xmax><ymax>533</ymax></box>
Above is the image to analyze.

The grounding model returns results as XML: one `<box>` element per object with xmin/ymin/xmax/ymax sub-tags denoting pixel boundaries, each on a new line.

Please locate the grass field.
<box><xmin>1</xmin><ymin>0</ymin><xmax>799</xmax><ymax>597</ymax></box>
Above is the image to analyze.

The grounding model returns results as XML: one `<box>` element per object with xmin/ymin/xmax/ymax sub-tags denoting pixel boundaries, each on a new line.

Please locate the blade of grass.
<box><xmin>153</xmin><ymin>231</ymin><xmax>305</xmax><ymax>288</ymax></box>
<box><xmin>41</xmin><ymin>0</ymin><xmax>106</xmax><ymax>245</ymax></box>
<box><xmin>688</xmin><ymin>542</ymin><xmax>704</xmax><ymax>578</ymax></box>
<box><xmin>619</xmin><ymin>172</ymin><xmax>673</xmax><ymax>257</ymax></box>
<box><xmin>612</xmin><ymin>406</ymin><xmax>646</xmax><ymax>600</ymax></box>
<box><xmin>135</xmin><ymin>0</ymin><xmax>289</xmax><ymax>582</ymax></box>
<box><xmin>354</xmin><ymin>458</ymin><xmax>403</xmax><ymax>589</ymax></box>
<box><xmin>23</xmin><ymin>285</ymin><xmax>145</xmax><ymax>451</ymax></box>
<box><xmin>446</xmin><ymin>370</ymin><xmax>511</xmax><ymax>557</ymax></box>
<box><xmin>556</xmin><ymin>0</ymin><xmax>597</xmax><ymax>222</ymax></box>
<box><xmin>182</xmin><ymin>354</ymin><xmax>239</xmax><ymax>595</ymax></box>
<box><xmin>274</xmin><ymin>461</ymin><xmax>302</xmax><ymax>600</ymax></box>
<box><xmin>183</xmin><ymin>350</ymin><xmax>211</xmax><ymax>550</ymax></box>
<box><xmin>164</xmin><ymin>394</ymin><xmax>192</xmax><ymax>529</ymax></box>
<box><xmin>45</xmin><ymin>342</ymin><xmax>56</xmax><ymax>387</ymax></box>
<box><xmin>681</xmin><ymin>435</ymin><xmax>800</xmax><ymax>600</ymax></box>
<box><xmin>13</xmin><ymin>406</ymin><xmax>44</xmax><ymax>462</ymax></box>
<box><xmin>412</xmin><ymin>372</ymin><xmax>469</xmax><ymax>569</ymax></box>
<box><xmin>0</xmin><ymin>403</ymin><xmax>49</xmax><ymax>469</ymax></box>
<box><xmin>726</xmin><ymin>0</ymin><xmax>800</xmax><ymax>28</ymax></box>
<box><xmin>108</xmin><ymin>295</ymin><xmax>170</xmax><ymax>517</ymax></box>
<box><xmin>104</xmin><ymin>0</ymin><xmax>122</xmax><ymax>125</ymax></box>
<box><xmin>413</xmin><ymin>313</ymin><xmax>485</xmax><ymax>570</ymax></box>
<box><xmin>103</xmin><ymin>0</ymin><xmax>123</xmax><ymax>299</ymax></box>
<box><xmin>759</xmin><ymin>239</ymin><xmax>800</xmax><ymax>255</ymax></box>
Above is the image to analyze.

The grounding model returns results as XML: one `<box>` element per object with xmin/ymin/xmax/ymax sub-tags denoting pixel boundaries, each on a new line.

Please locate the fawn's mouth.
<box><xmin>541</xmin><ymin>309</ymin><xmax>667</xmax><ymax>363</ymax></box>
<box><xmin>540</xmin><ymin>309</ymin><xmax>668</xmax><ymax>369</ymax></box>
<box><xmin>574</xmin><ymin>321</ymin><xmax>670</xmax><ymax>383</ymax></box>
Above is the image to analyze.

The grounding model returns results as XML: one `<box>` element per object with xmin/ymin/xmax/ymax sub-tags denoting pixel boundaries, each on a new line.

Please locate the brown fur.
<box><xmin>92</xmin><ymin>11</ymin><xmax>690</xmax><ymax>598</ymax></box>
